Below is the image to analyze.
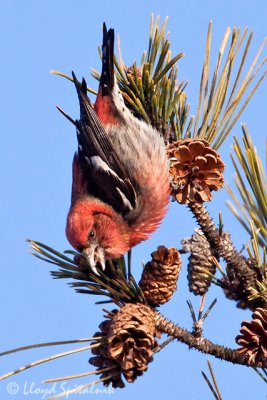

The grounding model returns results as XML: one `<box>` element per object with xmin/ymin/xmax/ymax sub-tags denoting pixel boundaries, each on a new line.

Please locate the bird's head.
<box><xmin>66</xmin><ymin>198</ymin><xmax>130</xmax><ymax>274</ymax></box>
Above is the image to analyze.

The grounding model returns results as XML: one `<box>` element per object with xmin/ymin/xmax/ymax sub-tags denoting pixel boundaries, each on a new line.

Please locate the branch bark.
<box><xmin>155</xmin><ymin>312</ymin><xmax>264</xmax><ymax>368</ymax></box>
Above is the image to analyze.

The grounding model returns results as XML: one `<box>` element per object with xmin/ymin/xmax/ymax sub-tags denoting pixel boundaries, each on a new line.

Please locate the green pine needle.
<box><xmin>193</xmin><ymin>22</ymin><xmax>267</xmax><ymax>149</ymax></box>
<box><xmin>244</xmin><ymin>222</ymin><xmax>267</xmax><ymax>303</ymax></box>
<box><xmin>51</xmin><ymin>17</ymin><xmax>266</xmax><ymax>149</ymax></box>
<box><xmin>226</xmin><ymin>125</ymin><xmax>267</xmax><ymax>248</ymax></box>
<box><xmin>28</xmin><ymin>240</ymin><xmax>145</xmax><ymax>305</ymax></box>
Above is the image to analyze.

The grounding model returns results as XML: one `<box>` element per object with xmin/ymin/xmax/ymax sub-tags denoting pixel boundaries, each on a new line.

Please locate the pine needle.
<box><xmin>192</xmin><ymin>23</ymin><xmax>266</xmax><ymax>148</ymax></box>
<box><xmin>253</xmin><ymin>367</ymin><xmax>267</xmax><ymax>384</ymax></box>
<box><xmin>0</xmin><ymin>337</ymin><xmax>101</xmax><ymax>357</ymax></box>
<box><xmin>47</xmin><ymin>373</ymin><xmax>119</xmax><ymax>400</ymax></box>
<box><xmin>43</xmin><ymin>366</ymin><xmax>117</xmax><ymax>383</ymax></box>
<box><xmin>0</xmin><ymin>343</ymin><xmax>103</xmax><ymax>381</ymax></box>
<box><xmin>29</xmin><ymin>239</ymin><xmax>145</xmax><ymax>305</ymax></box>
<box><xmin>226</xmin><ymin>126</ymin><xmax>267</xmax><ymax>248</ymax></box>
<box><xmin>50</xmin><ymin>70</ymin><xmax>97</xmax><ymax>95</ymax></box>
<box><xmin>202</xmin><ymin>360</ymin><xmax>223</xmax><ymax>400</ymax></box>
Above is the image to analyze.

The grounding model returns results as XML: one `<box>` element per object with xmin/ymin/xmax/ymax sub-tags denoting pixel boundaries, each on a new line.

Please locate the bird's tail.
<box><xmin>94</xmin><ymin>23</ymin><xmax>119</xmax><ymax>124</ymax></box>
<box><xmin>99</xmin><ymin>23</ymin><xmax>115</xmax><ymax>96</ymax></box>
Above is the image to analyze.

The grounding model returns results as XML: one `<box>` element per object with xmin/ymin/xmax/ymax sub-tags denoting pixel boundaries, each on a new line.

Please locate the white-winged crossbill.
<box><xmin>62</xmin><ymin>24</ymin><xmax>170</xmax><ymax>273</ymax></box>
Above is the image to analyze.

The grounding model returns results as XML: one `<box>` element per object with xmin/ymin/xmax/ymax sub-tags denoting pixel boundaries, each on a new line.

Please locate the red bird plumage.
<box><xmin>64</xmin><ymin>24</ymin><xmax>170</xmax><ymax>273</ymax></box>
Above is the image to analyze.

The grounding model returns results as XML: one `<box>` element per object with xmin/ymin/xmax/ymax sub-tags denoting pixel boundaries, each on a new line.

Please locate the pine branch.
<box><xmin>156</xmin><ymin>312</ymin><xmax>265</xmax><ymax>368</ymax></box>
<box><xmin>188</xmin><ymin>203</ymin><xmax>267</xmax><ymax>309</ymax></box>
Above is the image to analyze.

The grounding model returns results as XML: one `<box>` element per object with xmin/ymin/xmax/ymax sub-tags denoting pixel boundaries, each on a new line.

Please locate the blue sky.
<box><xmin>1</xmin><ymin>1</ymin><xmax>266</xmax><ymax>399</ymax></box>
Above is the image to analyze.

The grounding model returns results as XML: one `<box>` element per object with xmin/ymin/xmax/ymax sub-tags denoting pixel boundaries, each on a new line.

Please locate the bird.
<box><xmin>60</xmin><ymin>23</ymin><xmax>170</xmax><ymax>274</ymax></box>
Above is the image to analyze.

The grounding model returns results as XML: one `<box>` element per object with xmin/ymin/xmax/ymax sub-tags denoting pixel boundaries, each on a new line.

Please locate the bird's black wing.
<box><xmin>72</xmin><ymin>72</ymin><xmax>137</xmax><ymax>215</ymax></box>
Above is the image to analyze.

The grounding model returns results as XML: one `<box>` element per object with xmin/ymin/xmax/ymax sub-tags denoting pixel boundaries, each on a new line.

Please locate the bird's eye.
<box><xmin>89</xmin><ymin>230</ymin><xmax>95</xmax><ymax>239</ymax></box>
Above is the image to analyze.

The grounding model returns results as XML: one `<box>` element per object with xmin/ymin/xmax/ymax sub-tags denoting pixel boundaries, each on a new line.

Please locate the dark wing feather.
<box><xmin>72</xmin><ymin>72</ymin><xmax>137</xmax><ymax>215</ymax></box>
<box><xmin>100</xmin><ymin>23</ymin><xmax>114</xmax><ymax>96</ymax></box>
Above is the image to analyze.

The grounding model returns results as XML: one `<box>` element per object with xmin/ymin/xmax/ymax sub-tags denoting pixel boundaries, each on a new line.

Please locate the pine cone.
<box><xmin>139</xmin><ymin>246</ymin><xmax>181</xmax><ymax>306</ymax></box>
<box><xmin>107</xmin><ymin>303</ymin><xmax>159</xmax><ymax>383</ymax></box>
<box><xmin>236</xmin><ymin>308</ymin><xmax>267</xmax><ymax>367</ymax></box>
<box><xmin>221</xmin><ymin>256</ymin><xmax>264</xmax><ymax>310</ymax></box>
<box><xmin>89</xmin><ymin>311</ymin><xmax>125</xmax><ymax>388</ymax></box>
<box><xmin>167</xmin><ymin>139</ymin><xmax>225</xmax><ymax>204</ymax></box>
<box><xmin>182</xmin><ymin>229</ymin><xmax>217</xmax><ymax>295</ymax></box>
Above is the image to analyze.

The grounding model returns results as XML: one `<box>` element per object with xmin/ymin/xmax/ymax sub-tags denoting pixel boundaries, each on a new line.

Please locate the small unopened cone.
<box><xmin>139</xmin><ymin>246</ymin><xmax>181</xmax><ymax>306</ymax></box>
<box><xmin>182</xmin><ymin>229</ymin><xmax>216</xmax><ymax>295</ymax></box>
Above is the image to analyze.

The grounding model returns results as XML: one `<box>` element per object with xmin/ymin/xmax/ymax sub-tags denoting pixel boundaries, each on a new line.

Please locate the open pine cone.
<box><xmin>89</xmin><ymin>311</ymin><xmax>125</xmax><ymax>388</ymax></box>
<box><xmin>167</xmin><ymin>139</ymin><xmax>225</xmax><ymax>204</ymax></box>
<box><xmin>90</xmin><ymin>304</ymin><xmax>159</xmax><ymax>386</ymax></box>
<box><xmin>139</xmin><ymin>246</ymin><xmax>181</xmax><ymax>306</ymax></box>
<box><xmin>89</xmin><ymin>304</ymin><xmax>159</xmax><ymax>386</ymax></box>
<box><xmin>108</xmin><ymin>303</ymin><xmax>159</xmax><ymax>382</ymax></box>
<box><xmin>235</xmin><ymin>307</ymin><xmax>267</xmax><ymax>367</ymax></box>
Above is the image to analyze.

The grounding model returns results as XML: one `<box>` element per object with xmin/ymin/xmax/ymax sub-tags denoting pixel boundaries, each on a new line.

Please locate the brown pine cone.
<box><xmin>167</xmin><ymin>139</ymin><xmax>225</xmax><ymax>204</ymax></box>
<box><xmin>221</xmin><ymin>256</ymin><xmax>265</xmax><ymax>310</ymax></box>
<box><xmin>139</xmin><ymin>246</ymin><xmax>181</xmax><ymax>306</ymax></box>
<box><xmin>236</xmin><ymin>308</ymin><xmax>267</xmax><ymax>367</ymax></box>
<box><xmin>182</xmin><ymin>229</ymin><xmax>217</xmax><ymax>295</ymax></box>
<box><xmin>89</xmin><ymin>311</ymin><xmax>125</xmax><ymax>388</ymax></box>
<box><xmin>107</xmin><ymin>303</ymin><xmax>158</xmax><ymax>383</ymax></box>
